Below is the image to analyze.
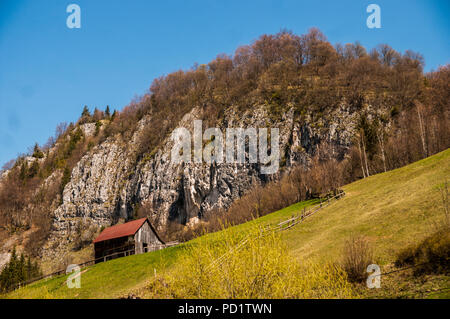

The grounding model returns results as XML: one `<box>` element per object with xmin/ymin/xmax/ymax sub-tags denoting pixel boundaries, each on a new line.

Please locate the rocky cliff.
<box><xmin>42</xmin><ymin>100</ymin><xmax>373</xmax><ymax>261</ymax></box>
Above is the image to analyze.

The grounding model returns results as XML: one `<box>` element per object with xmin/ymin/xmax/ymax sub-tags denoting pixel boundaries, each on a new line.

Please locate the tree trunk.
<box><xmin>360</xmin><ymin>130</ymin><xmax>370</xmax><ymax>177</ymax></box>
<box><xmin>416</xmin><ymin>102</ymin><xmax>427</xmax><ymax>158</ymax></box>
<box><xmin>377</xmin><ymin>128</ymin><xmax>387</xmax><ymax>173</ymax></box>
<box><xmin>358</xmin><ymin>135</ymin><xmax>366</xmax><ymax>178</ymax></box>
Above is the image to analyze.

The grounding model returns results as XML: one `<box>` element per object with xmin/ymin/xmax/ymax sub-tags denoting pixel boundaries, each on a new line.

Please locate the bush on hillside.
<box><xmin>395</xmin><ymin>228</ymin><xmax>450</xmax><ymax>276</ymax></box>
<box><xmin>144</xmin><ymin>226</ymin><xmax>355</xmax><ymax>298</ymax></box>
<box><xmin>395</xmin><ymin>181</ymin><xmax>450</xmax><ymax>276</ymax></box>
<box><xmin>341</xmin><ymin>235</ymin><xmax>374</xmax><ymax>283</ymax></box>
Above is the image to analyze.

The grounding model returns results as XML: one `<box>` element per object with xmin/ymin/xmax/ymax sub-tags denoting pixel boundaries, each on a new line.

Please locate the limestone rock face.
<box><xmin>52</xmin><ymin>141</ymin><xmax>130</xmax><ymax>232</ymax></box>
<box><xmin>0</xmin><ymin>252</ymin><xmax>10</xmax><ymax>271</ymax></box>
<box><xmin>79</xmin><ymin>123</ymin><xmax>97</xmax><ymax>137</ymax></box>
<box><xmin>44</xmin><ymin>102</ymin><xmax>376</xmax><ymax>258</ymax></box>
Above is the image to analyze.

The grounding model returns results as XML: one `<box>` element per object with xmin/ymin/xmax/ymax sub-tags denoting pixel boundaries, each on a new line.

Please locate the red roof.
<box><xmin>93</xmin><ymin>218</ymin><xmax>148</xmax><ymax>243</ymax></box>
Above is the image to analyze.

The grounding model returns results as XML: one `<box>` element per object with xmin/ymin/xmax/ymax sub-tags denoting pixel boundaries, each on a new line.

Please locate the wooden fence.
<box><xmin>208</xmin><ymin>190</ymin><xmax>346</xmax><ymax>270</ymax></box>
<box><xmin>271</xmin><ymin>191</ymin><xmax>345</xmax><ymax>232</ymax></box>
<box><xmin>7</xmin><ymin>241</ymin><xmax>179</xmax><ymax>293</ymax></box>
<box><xmin>7</xmin><ymin>192</ymin><xmax>345</xmax><ymax>292</ymax></box>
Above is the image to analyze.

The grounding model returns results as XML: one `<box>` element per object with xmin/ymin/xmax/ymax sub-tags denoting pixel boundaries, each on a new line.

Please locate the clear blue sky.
<box><xmin>0</xmin><ymin>0</ymin><xmax>449</xmax><ymax>167</ymax></box>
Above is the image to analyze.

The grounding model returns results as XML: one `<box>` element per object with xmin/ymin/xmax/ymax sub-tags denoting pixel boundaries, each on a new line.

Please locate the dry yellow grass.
<box><xmin>282</xmin><ymin>149</ymin><xmax>450</xmax><ymax>265</ymax></box>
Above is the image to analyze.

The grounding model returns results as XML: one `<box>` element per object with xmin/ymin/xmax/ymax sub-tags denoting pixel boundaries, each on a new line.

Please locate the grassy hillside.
<box><xmin>3</xmin><ymin>199</ymin><xmax>319</xmax><ymax>299</ymax></box>
<box><xmin>283</xmin><ymin>148</ymin><xmax>450</xmax><ymax>265</ymax></box>
<box><xmin>4</xmin><ymin>149</ymin><xmax>449</xmax><ymax>299</ymax></box>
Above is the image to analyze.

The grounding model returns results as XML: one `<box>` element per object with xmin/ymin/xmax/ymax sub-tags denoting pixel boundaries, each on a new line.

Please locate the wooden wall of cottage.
<box><xmin>134</xmin><ymin>221</ymin><xmax>163</xmax><ymax>253</ymax></box>
<box><xmin>94</xmin><ymin>236</ymin><xmax>134</xmax><ymax>262</ymax></box>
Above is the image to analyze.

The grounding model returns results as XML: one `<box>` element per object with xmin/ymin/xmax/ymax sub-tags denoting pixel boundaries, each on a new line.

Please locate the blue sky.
<box><xmin>0</xmin><ymin>0</ymin><xmax>449</xmax><ymax>167</ymax></box>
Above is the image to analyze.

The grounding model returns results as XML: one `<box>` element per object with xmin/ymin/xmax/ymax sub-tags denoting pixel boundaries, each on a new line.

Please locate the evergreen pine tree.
<box><xmin>80</xmin><ymin>105</ymin><xmax>92</xmax><ymax>124</ymax></box>
<box><xmin>19</xmin><ymin>161</ymin><xmax>28</xmax><ymax>181</ymax></box>
<box><xmin>0</xmin><ymin>250</ymin><xmax>42</xmax><ymax>292</ymax></box>
<box><xmin>33</xmin><ymin>260</ymin><xmax>41</xmax><ymax>278</ymax></box>
<box><xmin>10</xmin><ymin>247</ymin><xmax>17</xmax><ymax>271</ymax></box>
<box><xmin>32</xmin><ymin>143</ymin><xmax>44</xmax><ymax>158</ymax></box>
<box><xmin>81</xmin><ymin>105</ymin><xmax>90</xmax><ymax>118</ymax></box>
<box><xmin>0</xmin><ymin>262</ymin><xmax>8</xmax><ymax>291</ymax></box>
<box><xmin>18</xmin><ymin>253</ymin><xmax>26</xmax><ymax>284</ymax></box>
<box><xmin>28</xmin><ymin>160</ymin><xmax>40</xmax><ymax>178</ymax></box>
<box><xmin>95</xmin><ymin>120</ymin><xmax>102</xmax><ymax>136</ymax></box>
<box><xmin>8</xmin><ymin>247</ymin><xmax>18</xmax><ymax>290</ymax></box>
<box><xmin>60</xmin><ymin>166</ymin><xmax>71</xmax><ymax>195</ymax></box>
<box><xmin>26</xmin><ymin>256</ymin><xmax>33</xmax><ymax>281</ymax></box>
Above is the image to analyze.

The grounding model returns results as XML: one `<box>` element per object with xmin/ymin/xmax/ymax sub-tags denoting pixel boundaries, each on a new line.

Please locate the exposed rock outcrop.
<box><xmin>43</xmin><ymin>102</ymin><xmax>380</xmax><ymax>260</ymax></box>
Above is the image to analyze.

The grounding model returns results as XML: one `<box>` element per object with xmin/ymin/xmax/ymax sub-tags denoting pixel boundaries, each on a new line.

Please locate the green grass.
<box><xmin>283</xmin><ymin>149</ymin><xmax>450</xmax><ymax>265</ymax></box>
<box><xmin>4</xmin><ymin>199</ymin><xmax>318</xmax><ymax>299</ymax></box>
<box><xmin>4</xmin><ymin>148</ymin><xmax>449</xmax><ymax>299</ymax></box>
<box><xmin>3</xmin><ymin>245</ymin><xmax>182</xmax><ymax>299</ymax></box>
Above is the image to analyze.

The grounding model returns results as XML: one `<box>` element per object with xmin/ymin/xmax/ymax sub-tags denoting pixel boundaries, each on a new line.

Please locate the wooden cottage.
<box><xmin>93</xmin><ymin>217</ymin><xmax>164</xmax><ymax>263</ymax></box>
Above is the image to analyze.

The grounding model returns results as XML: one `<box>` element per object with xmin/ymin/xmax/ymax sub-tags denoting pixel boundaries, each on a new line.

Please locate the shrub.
<box><xmin>24</xmin><ymin>212</ymin><xmax>52</xmax><ymax>257</ymax></box>
<box><xmin>396</xmin><ymin>182</ymin><xmax>450</xmax><ymax>276</ymax></box>
<box><xmin>94</xmin><ymin>120</ymin><xmax>102</xmax><ymax>136</ymax></box>
<box><xmin>32</xmin><ymin>144</ymin><xmax>44</xmax><ymax>159</ymax></box>
<box><xmin>73</xmin><ymin>220</ymin><xmax>97</xmax><ymax>251</ymax></box>
<box><xmin>395</xmin><ymin>227</ymin><xmax>450</xmax><ymax>276</ymax></box>
<box><xmin>144</xmin><ymin>226</ymin><xmax>355</xmax><ymax>298</ymax></box>
<box><xmin>341</xmin><ymin>235</ymin><xmax>373</xmax><ymax>283</ymax></box>
<box><xmin>60</xmin><ymin>167</ymin><xmax>71</xmax><ymax>196</ymax></box>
